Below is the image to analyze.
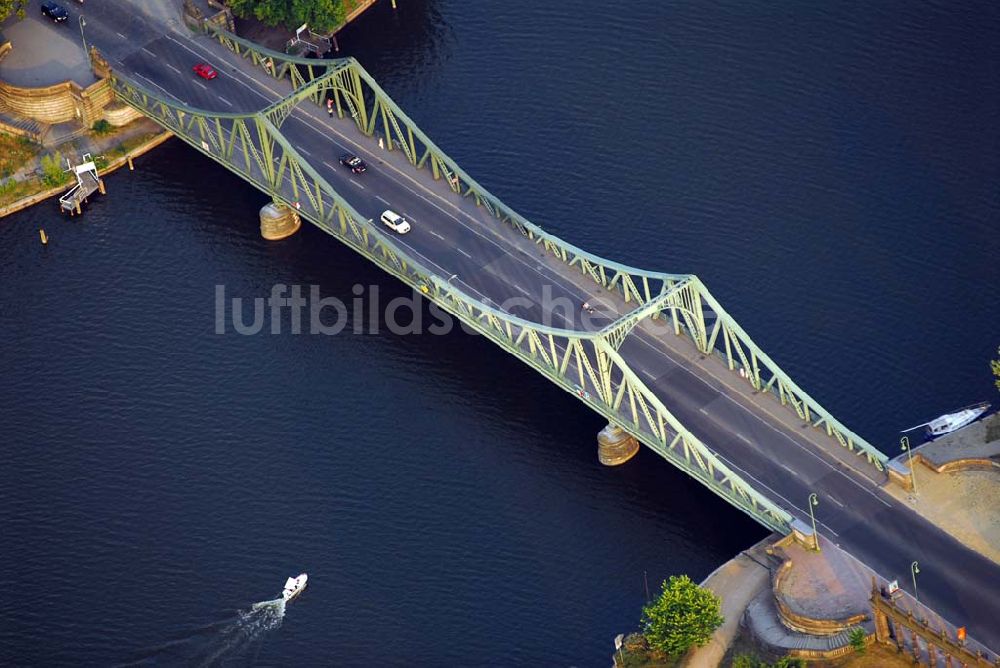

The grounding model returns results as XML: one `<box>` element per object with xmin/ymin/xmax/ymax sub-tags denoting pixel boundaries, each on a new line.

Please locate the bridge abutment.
<box><xmin>886</xmin><ymin>459</ymin><xmax>916</xmax><ymax>492</ymax></box>
<box><xmin>789</xmin><ymin>518</ymin><xmax>819</xmax><ymax>551</ymax></box>
<box><xmin>259</xmin><ymin>202</ymin><xmax>301</xmax><ymax>241</ymax></box>
<box><xmin>597</xmin><ymin>423</ymin><xmax>640</xmax><ymax>466</ymax></box>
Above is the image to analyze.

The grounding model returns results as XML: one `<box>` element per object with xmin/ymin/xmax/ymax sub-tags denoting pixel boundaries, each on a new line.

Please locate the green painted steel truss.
<box><xmin>106</xmin><ymin>31</ymin><xmax>890</xmax><ymax>534</ymax></box>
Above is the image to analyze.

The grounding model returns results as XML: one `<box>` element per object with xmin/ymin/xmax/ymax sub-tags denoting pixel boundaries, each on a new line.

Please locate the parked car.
<box><xmin>41</xmin><ymin>2</ymin><xmax>69</xmax><ymax>22</ymax></box>
<box><xmin>339</xmin><ymin>153</ymin><xmax>367</xmax><ymax>174</ymax></box>
<box><xmin>193</xmin><ymin>63</ymin><xmax>218</xmax><ymax>80</ymax></box>
<box><xmin>380</xmin><ymin>210</ymin><xmax>411</xmax><ymax>234</ymax></box>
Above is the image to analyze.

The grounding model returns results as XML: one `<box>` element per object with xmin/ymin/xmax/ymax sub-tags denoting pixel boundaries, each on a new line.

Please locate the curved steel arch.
<box><xmin>106</xmin><ymin>30</ymin><xmax>891</xmax><ymax>532</ymax></box>
<box><xmin>202</xmin><ymin>29</ymin><xmax>889</xmax><ymax>474</ymax></box>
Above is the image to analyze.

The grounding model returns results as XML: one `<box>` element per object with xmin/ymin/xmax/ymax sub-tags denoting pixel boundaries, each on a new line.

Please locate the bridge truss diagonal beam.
<box><xmin>108</xmin><ymin>64</ymin><xmax>794</xmax><ymax>534</ymax></box>
<box><xmin>202</xmin><ymin>27</ymin><xmax>889</xmax><ymax>474</ymax></box>
<box><xmin>110</xmin><ymin>27</ymin><xmax>890</xmax><ymax>533</ymax></box>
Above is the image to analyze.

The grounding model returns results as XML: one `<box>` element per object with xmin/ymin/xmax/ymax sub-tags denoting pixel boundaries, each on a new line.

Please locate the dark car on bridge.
<box><xmin>41</xmin><ymin>2</ymin><xmax>68</xmax><ymax>22</ymax></box>
<box><xmin>339</xmin><ymin>153</ymin><xmax>367</xmax><ymax>174</ymax></box>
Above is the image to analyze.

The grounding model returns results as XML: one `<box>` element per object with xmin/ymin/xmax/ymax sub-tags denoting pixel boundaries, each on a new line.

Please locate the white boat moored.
<box><xmin>282</xmin><ymin>573</ymin><xmax>308</xmax><ymax>602</ymax></box>
<box><xmin>903</xmin><ymin>402</ymin><xmax>991</xmax><ymax>439</ymax></box>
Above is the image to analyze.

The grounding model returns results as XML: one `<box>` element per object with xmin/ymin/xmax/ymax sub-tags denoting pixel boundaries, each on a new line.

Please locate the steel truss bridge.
<box><xmin>106</xmin><ymin>29</ymin><xmax>890</xmax><ymax>535</ymax></box>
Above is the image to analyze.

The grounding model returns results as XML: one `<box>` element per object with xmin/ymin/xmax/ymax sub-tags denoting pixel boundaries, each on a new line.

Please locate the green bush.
<box><xmin>729</xmin><ymin>654</ymin><xmax>804</xmax><ymax>668</ymax></box>
<box><xmin>848</xmin><ymin>627</ymin><xmax>867</xmax><ymax>654</ymax></box>
<box><xmin>773</xmin><ymin>658</ymin><xmax>805</xmax><ymax>668</ymax></box>
<box><xmin>40</xmin><ymin>152</ymin><xmax>70</xmax><ymax>187</ymax></box>
<box><xmin>91</xmin><ymin>119</ymin><xmax>114</xmax><ymax>136</ymax></box>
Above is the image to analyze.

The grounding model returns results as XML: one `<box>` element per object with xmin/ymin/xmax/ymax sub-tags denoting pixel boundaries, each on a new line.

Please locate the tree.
<box><xmin>226</xmin><ymin>0</ymin><xmax>347</xmax><ymax>34</ymax></box>
<box><xmin>291</xmin><ymin>0</ymin><xmax>346</xmax><ymax>33</ymax></box>
<box><xmin>992</xmin><ymin>346</ymin><xmax>1000</xmax><ymax>393</ymax></box>
<box><xmin>640</xmin><ymin>575</ymin><xmax>724</xmax><ymax>657</ymax></box>
<box><xmin>0</xmin><ymin>0</ymin><xmax>26</xmax><ymax>22</ymax></box>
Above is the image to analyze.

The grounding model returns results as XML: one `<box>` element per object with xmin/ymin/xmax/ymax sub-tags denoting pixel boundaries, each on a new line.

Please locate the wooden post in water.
<box><xmin>127</xmin><ymin>155</ymin><xmax>134</xmax><ymax>171</ymax></box>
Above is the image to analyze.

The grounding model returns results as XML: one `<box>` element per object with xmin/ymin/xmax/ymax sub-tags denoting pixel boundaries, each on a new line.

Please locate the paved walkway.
<box><xmin>682</xmin><ymin>537</ymin><xmax>774</xmax><ymax>667</ymax></box>
<box><xmin>0</xmin><ymin>10</ymin><xmax>95</xmax><ymax>87</ymax></box>
<box><xmin>885</xmin><ymin>418</ymin><xmax>1000</xmax><ymax>565</ymax></box>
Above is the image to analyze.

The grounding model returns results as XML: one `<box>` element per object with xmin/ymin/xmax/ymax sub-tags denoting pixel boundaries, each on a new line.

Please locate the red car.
<box><xmin>193</xmin><ymin>63</ymin><xmax>218</xmax><ymax>80</ymax></box>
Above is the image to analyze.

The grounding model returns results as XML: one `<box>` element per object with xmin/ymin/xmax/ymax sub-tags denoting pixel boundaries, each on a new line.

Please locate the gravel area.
<box><xmin>887</xmin><ymin>466</ymin><xmax>1000</xmax><ymax>565</ymax></box>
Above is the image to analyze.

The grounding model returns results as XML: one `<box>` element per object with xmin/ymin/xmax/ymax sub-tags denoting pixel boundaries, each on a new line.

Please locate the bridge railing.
<box><xmin>108</xmin><ymin>68</ymin><xmax>793</xmax><ymax>534</ymax></box>
<box><xmin>205</xmin><ymin>29</ymin><xmax>688</xmax><ymax>306</ymax></box>
<box><xmin>201</xmin><ymin>31</ymin><xmax>888</xmax><ymax>472</ymax></box>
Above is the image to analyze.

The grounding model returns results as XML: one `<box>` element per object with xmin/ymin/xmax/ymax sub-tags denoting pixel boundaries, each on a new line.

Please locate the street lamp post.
<box><xmin>807</xmin><ymin>493</ymin><xmax>820</xmax><ymax>552</ymax></box>
<box><xmin>79</xmin><ymin>16</ymin><xmax>88</xmax><ymax>61</ymax></box>
<box><xmin>901</xmin><ymin>436</ymin><xmax>919</xmax><ymax>496</ymax></box>
<box><xmin>911</xmin><ymin>561</ymin><xmax>920</xmax><ymax>605</ymax></box>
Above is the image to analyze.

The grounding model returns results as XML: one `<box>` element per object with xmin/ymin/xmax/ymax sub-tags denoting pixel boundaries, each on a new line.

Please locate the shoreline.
<box><xmin>0</xmin><ymin>129</ymin><xmax>173</xmax><ymax>219</ymax></box>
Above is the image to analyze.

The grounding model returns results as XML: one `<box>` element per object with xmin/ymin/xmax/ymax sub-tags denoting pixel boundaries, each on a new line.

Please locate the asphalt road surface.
<box><xmin>51</xmin><ymin>0</ymin><xmax>1000</xmax><ymax>649</ymax></box>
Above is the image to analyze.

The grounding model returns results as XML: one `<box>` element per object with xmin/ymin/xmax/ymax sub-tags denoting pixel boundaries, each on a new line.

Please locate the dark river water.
<box><xmin>2</xmin><ymin>1</ymin><xmax>998</xmax><ymax>665</ymax></box>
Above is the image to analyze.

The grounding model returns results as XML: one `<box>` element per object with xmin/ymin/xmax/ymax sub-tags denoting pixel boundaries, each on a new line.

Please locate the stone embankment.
<box><xmin>615</xmin><ymin>523</ymin><xmax>999</xmax><ymax>667</ymax></box>
<box><xmin>0</xmin><ymin>128</ymin><xmax>173</xmax><ymax>219</ymax></box>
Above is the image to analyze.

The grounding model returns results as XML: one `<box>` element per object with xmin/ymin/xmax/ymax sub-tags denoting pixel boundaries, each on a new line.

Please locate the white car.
<box><xmin>380</xmin><ymin>210</ymin><xmax>411</xmax><ymax>234</ymax></box>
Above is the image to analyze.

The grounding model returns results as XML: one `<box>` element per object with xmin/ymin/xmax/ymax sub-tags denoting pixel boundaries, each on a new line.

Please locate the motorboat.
<box><xmin>903</xmin><ymin>402</ymin><xmax>991</xmax><ymax>439</ymax></box>
<box><xmin>282</xmin><ymin>573</ymin><xmax>308</xmax><ymax>602</ymax></box>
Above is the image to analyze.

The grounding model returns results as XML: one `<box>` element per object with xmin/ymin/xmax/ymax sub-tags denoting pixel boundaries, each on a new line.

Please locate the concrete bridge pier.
<box><xmin>597</xmin><ymin>423</ymin><xmax>640</xmax><ymax>466</ymax></box>
<box><xmin>259</xmin><ymin>201</ymin><xmax>301</xmax><ymax>240</ymax></box>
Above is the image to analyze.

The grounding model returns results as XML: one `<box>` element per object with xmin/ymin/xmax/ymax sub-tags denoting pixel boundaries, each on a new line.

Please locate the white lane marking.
<box><xmin>142</xmin><ymin>47</ymin><xmax>157</xmax><ymax>58</ymax></box>
<box><xmin>158</xmin><ymin>33</ymin><xmax>559</xmax><ymax>299</ymax></box>
<box><xmin>116</xmin><ymin>32</ymin><xmax>127</xmax><ymax>40</ymax></box>
<box><xmin>322</xmin><ymin>160</ymin><xmax>336</xmax><ymax>170</ymax></box>
<box><xmin>375</xmin><ymin>195</ymin><xmax>390</xmax><ymax>205</ymax></box>
<box><xmin>737</xmin><ymin>433</ymin><xmax>752</xmax><ymax>444</ymax></box>
<box><xmin>641</xmin><ymin>369</ymin><xmax>656</xmax><ymax>380</ymax></box>
<box><xmin>514</xmin><ymin>285</ymin><xmax>530</xmax><ymax>296</ymax></box>
<box><xmin>457</xmin><ymin>248</ymin><xmax>472</xmax><ymax>258</ymax></box>
<box><xmin>829</xmin><ymin>496</ymin><xmax>846</xmax><ymax>508</ymax></box>
<box><xmin>193</xmin><ymin>79</ymin><xmax>208</xmax><ymax>91</ymax></box>
<box><xmin>780</xmin><ymin>463</ymin><xmax>800</xmax><ymax>477</ymax></box>
<box><xmin>350</xmin><ymin>180</ymin><xmax>365</xmax><ymax>190</ymax></box>
<box><xmin>134</xmin><ymin>73</ymin><xmax>186</xmax><ymax>105</ymax></box>
<box><xmin>629</xmin><ymin>330</ymin><xmax>894</xmax><ymax>507</ymax></box>
<box><xmin>297</xmin><ymin>146</ymin><xmax>311</xmax><ymax>156</ymax></box>
<box><xmin>714</xmin><ymin>451</ymin><xmax>839</xmax><ymax>538</ymax></box>
<box><xmin>699</xmin><ymin>407</ymin><xmax>709</xmax><ymax>415</ymax></box>
<box><xmin>165</xmin><ymin>63</ymin><xmax>181</xmax><ymax>74</ymax></box>
<box><xmin>165</xmin><ymin>34</ymin><xmax>273</xmax><ymax>102</ymax></box>
<box><xmin>428</xmin><ymin>230</ymin><xmax>444</xmax><ymax>240</ymax></box>
<box><xmin>149</xmin><ymin>33</ymin><xmax>892</xmax><ymax>515</ymax></box>
<box><xmin>218</xmin><ymin>96</ymin><xmax>233</xmax><ymax>107</ymax></box>
<box><xmin>838</xmin><ymin>467</ymin><xmax>893</xmax><ymax>507</ymax></box>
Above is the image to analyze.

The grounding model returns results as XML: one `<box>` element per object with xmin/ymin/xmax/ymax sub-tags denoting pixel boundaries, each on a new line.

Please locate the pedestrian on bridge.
<box><xmin>327</xmin><ymin>98</ymin><xmax>334</xmax><ymax>117</ymax></box>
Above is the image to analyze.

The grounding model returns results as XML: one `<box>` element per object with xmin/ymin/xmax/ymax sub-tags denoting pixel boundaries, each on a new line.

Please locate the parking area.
<box><xmin>0</xmin><ymin>1</ymin><xmax>95</xmax><ymax>87</ymax></box>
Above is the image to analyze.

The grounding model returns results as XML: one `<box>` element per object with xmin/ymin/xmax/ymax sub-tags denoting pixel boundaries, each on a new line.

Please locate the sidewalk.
<box><xmin>885</xmin><ymin>417</ymin><xmax>1000</xmax><ymax>564</ymax></box>
<box><xmin>682</xmin><ymin>536</ymin><xmax>775</xmax><ymax>667</ymax></box>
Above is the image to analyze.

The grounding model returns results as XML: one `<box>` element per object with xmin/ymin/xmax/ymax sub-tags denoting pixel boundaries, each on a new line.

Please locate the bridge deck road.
<box><xmin>76</xmin><ymin>2</ymin><xmax>1000</xmax><ymax>649</ymax></box>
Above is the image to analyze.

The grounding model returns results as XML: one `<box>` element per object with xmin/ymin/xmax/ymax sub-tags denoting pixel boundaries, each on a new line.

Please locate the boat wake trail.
<box><xmin>119</xmin><ymin>599</ymin><xmax>286</xmax><ymax>667</ymax></box>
